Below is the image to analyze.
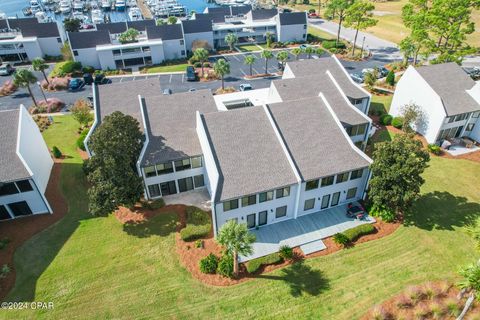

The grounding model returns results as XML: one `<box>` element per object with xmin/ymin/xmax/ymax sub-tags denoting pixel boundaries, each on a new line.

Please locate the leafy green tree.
<box><xmin>32</xmin><ymin>57</ymin><xmax>49</xmax><ymax>85</ymax></box>
<box><xmin>276</xmin><ymin>50</ymin><xmax>289</xmax><ymax>70</ymax></box>
<box><xmin>325</xmin><ymin>0</ymin><xmax>354</xmax><ymax>47</ymax></box>
<box><xmin>13</xmin><ymin>69</ymin><xmax>38</xmax><ymax>107</ymax></box>
<box><xmin>64</xmin><ymin>18</ymin><xmax>81</xmax><ymax>32</ymax></box>
<box><xmin>118</xmin><ymin>28</ymin><xmax>140</xmax><ymax>44</ymax></box>
<box><xmin>385</xmin><ymin>70</ymin><xmax>395</xmax><ymax>86</ymax></box>
<box><xmin>304</xmin><ymin>46</ymin><xmax>315</xmax><ymax>59</ymax></box>
<box><xmin>344</xmin><ymin>0</ymin><xmax>377</xmax><ymax>57</ymax></box>
<box><xmin>193</xmin><ymin>48</ymin><xmax>209</xmax><ymax>77</ymax></box>
<box><xmin>400</xmin><ymin>103</ymin><xmax>423</xmax><ymax>133</ymax></box>
<box><xmin>71</xmin><ymin>99</ymin><xmax>93</xmax><ymax>127</ymax></box>
<box><xmin>224</xmin><ymin>33</ymin><xmax>238</xmax><ymax>51</ymax></box>
<box><xmin>368</xmin><ymin>133</ymin><xmax>430</xmax><ymax>215</ymax></box>
<box><xmin>244</xmin><ymin>54</ymin><xmax>256</xmax><ymax>76</ymax></box>
<box><xmin>167</xmin><ymin>16</ymin><xmax>177</xmax><ymax>25</ymax></box>
<box><xmin>260</xmin><ymin>49</ymin><xmax>274</xmax><ymax>74</ymax></box>
<box><xmin>85</xmin><ymin>112</ymin><xmax>144</xmax><ymax>216</ymax></box>
<box><xmin>213</xmin><ymin>58</ymin><xmax>230</xmax><ymax>90</ymax></box>
<box><xmin>458</xmin><ymin>262</ymin><xmax>480</xmax><ymax>318</ymax></box>
<box><xmin>291</xmin><ymin>47</ymin><xmax>302</xmax><ymax>60</ymax></box>
<box><xmin>216</xmin><ymin>220</ymin><xmax>256</xmax><ymax>276</ymax></box>
<box><xmin>156</xmin><ymin>19</ymin><xmax>166</xmax><ymax>26</ymax></box>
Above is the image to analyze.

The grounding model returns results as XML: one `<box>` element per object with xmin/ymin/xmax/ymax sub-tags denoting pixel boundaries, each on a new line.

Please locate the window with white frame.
<box><xmin>336</xmin><ymin>172</ymin><xmax>349</xmax><ymax>184</ymax></box>
<box><xmin>223</xmin><ymin>199</ymin><xmax>238</xmax><ymax>212</ymax></box>
<box><xmin>350</xmin><ymin>169</ymin><xmax>364</xmax><ymax>180</ymax></box>
<box><xmin>304</xmin><ymin>198</ymin><xmax>315</xmax><ymax>210</ymax></box>
<box><xmin>346</xmin><ymin>187</ymin><xmax>357</xmax><ymax>199</ymax></box>
<box><xmin>321</xmin><ymin>176</ymin><xmax>334</xmax><ymax>187</ymax></box>
<box><xmin>241</xmin><ymin>195</ymin><xmax>256</xmax><ymax>207</ymax></box>
<box><xmin>275</xmin><ymin>206</ymin><xmax>287</xmax><ymax>218</ymax></box>
<box><xmin>276</xmin><ymin>186</ymin><xmax>290</xmax><ymax>199</ymax></box>
<box><xmin>259</xmin><ymin>191</ymin><xmax>274</xmax><ymax>203</ymax></box>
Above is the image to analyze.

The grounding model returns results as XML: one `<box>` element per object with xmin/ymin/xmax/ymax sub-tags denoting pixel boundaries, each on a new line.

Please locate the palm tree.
<box><xmin>260</xmin><ymin>49</ymin><xmax>274</xmax><ymax>75</ymax></box>
<box><xmin>265</xmin><ymin>31</ymin><xmax>273</xmax><ymax>48</ymax></box>
<box><xmin>458</xmin><ymin>262</ymin><xmax>480</xmax><ymax>319</ymax></box>
<box><xmin>305</xmin><ymin>46</ymin><xmax>315</xmax><ymax>59</ymax></box>
<box><xmin>13</xmin><ymin>69</ymin><xmax>38</xmax><ymax>107</ymax></box>
<box><xmin>276</xmin><ymin>50</ymin><xmax>289</xmax><ymax>71</ymax></box>
<box><xmin>216</xmin><ymin>220</ymin><xmax>256</xmax><ymax>276</ymax></box>
<box><xmin>32</xmin><ymin>57</ymin><xmax>49</xmax><ymax>85</ymax></box>
<box><xmin>193</xmin><ymin>48</ymin><xmax>209</xmax><ymax>77</ymax></box>
<box><xmin>213</xmin><ymin>58</ymin><xmax>230</xmax><ymax>90</ymax></box>
<box><xmin>244</xmin><ymin>54</ymin><xmax>256</xmax><ymax>76</ymax></box>
<box><xmin>291</xmin><ymin>47</ymin><xmax>302</xmax><ymax>60</ymax></box>
<box><xmin>224</xmin><ymin>33</ymin><xmax>238</xmax><ymax>51</ymax></box>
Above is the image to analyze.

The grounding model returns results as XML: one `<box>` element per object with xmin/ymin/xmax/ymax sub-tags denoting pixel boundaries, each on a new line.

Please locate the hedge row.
<box><xmin>180</xmin><ymin>206</ymin><xmax>211</xmax><ymax>241</ymax></box>
<box><xmin>246</xmin><ymin>252</ymin><xmax>282</xmax><ymax>274</ymax></box>
<box><xmin>342</xmin><ymin>224</ymin><xmax>376</xmax><ymax>242</ymax></box>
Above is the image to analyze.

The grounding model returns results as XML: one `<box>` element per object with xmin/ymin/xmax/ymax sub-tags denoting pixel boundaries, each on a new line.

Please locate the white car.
<box><xmin>239</xmin><ymin>83</ymin><xmax>253</xmax><ymax>91</ymax></box>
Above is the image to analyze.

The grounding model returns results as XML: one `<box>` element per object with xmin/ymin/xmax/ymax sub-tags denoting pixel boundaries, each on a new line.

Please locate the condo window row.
<box><xmin>305</xmin><ymin>168</ymin><xmax>364</xmax><ymax>191</ymax></box>
<box><xmin>0</xmin><ymin>179</ymin><xmax>34</xmax><ymax>197</ymax></box>
<box><xmin>0</xmin><ymin>201</ymin><xmax>33</xmax><ymax>221</ymax></box>
<box><xmin>228</xmin><ymin>205</ymin><xmax>289</xmax><ymax>229</ymax></box>
<box><xmin>223</xmin><ymin>186</ymin><xmax>291</xmax><ymax>212</ymax></box>
<box><xmin>438</xmin><ymin>126</ymin><xmax>467</xmax><ymax>140</ymax></box>
<box><xmin>346</xmin><ymin>123</ymin><xmax>367</xmax><ymax>137</ymax></box>
<box><xmin>304</xmin><ymin>187</ymin><xmax>357</xmax><ymax>212</ymax></box>
<box><xmin>445</xmin><ymin>111</ymin><xmax>480</xmax><ymax>124</ymax></box>
<box><xmin>143</xmin><ymin>156</ymin><xmax>203</xmax><ymax>178</ymax></box>
<box><xmin>147</xmin><ymin>174</ymin><xmax>205</xmax><ymax>198</ymax></box>
<box><xmin>112</xmin><ymin>46</ymin><xmax>151</xmax><ymax>56</ymax></box>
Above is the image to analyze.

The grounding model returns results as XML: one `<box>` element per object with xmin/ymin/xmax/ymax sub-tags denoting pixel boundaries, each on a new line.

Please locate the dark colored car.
<box><xmin>377</xmin><ymin>66</ymin><xmax>389</xmax><ymax>78</ymax></box>
<box><xmin>95</xmin><ymin>73</ymin><xmax>111</xmax><ymax>85</ymax></box>
<box><xmin>186</xmin><ymin>66</ymin><xmax>196</xmax><ymax>81</ymax></box>
<box><xmin>68</xmin><ymin>78</ymin><xmax>85</xmax><ymax>91</ymax></box>
<box><xmin>350</xmin><ymin>72</ymin><xmax>364</xmax><ymax>84</ymax></box>
<box><xmin>83</xmin><ymin>73</ymin><xmax>94</xmax><ymax>85</ymax></box>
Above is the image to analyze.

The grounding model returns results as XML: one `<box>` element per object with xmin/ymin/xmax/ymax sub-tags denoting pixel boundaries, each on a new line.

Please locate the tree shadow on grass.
<box><xmin>404</xmin><ymin>191</ymin><xmax>480</xmax><ymax>231</ymax></box>
<box><xmin>122</xmin><ymin>214</ymin><xmax>178</xmax><ymax>238</ymax></box>
<box><xmin>254</xmin><ymin>260</ymin><xmax>330</xmax><ymax>297</ymax></box>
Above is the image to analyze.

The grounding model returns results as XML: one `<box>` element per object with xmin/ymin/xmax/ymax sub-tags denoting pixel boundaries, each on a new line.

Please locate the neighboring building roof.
<box><xmin>96</xmin><ymin>22</ymin><xmax>128</xmax><ymax>34</ymax></box>
<box><xmin>0</xmin><ymin>110</ymin><xmax>30</xmax><ymax>183</ymax></box>
<box><xmin>97</xmin><ymin>78</ymin><xmax>161</xmax><ymax>130</ymax></box>
<box><xmin>272</xmin><ymin>76</ymin><xmax>368</xmax><ymax>126</ymax></box>
<box><xmin>231</xmin><ymin>5</ymin><xmax>252</xmax><ymax>15</ymax></box>
<box><xmin>0</xmin><ymin>18</ymin><xmax>60</xmax><ymax>38</ymax></box>
<box><xmin>147</xmin><ymin>24</ymin><xmax>183</xmax><ymax>40</ymax></box>
<box><xmin>285</xmin><ymin>57</ymin><xmax>368</xmax><ymax>100</ymax></box>
<box><xmin>278</xmin><ymin>12</ymin><xmax>306</xmax><ymax>25</ymax></box>
<box><xmin>68</xmin><ymin>30</ymin><xmax>111</xmax><ymax>49</ymax></box>
<box><xmin>195</xmin><ymin>13</ymin><xmax>225</xmax><ymax>23</ymax></box>
<box><xmin>141</xmin><ymin>90</ymin><xmax>218</xmax><ymax>165</ymax></box>
<box><xmin>267</xmin><ymin>97</ymin><xmax>371</xmax><ymax>181</ymax></box>
<box><xmin>251</xmin><ymin>9</ymin><xmax>278</xmax><ymax>20</ymax></box>
<box><xmin>127</xmin><ymin>20</ymin><xmax>155</xmax><ymax>31</ymax></box>
<box><xmin>181</xmin><ymin>19</ymin><xmax>212</xmax><ymax>34</ymax></box>
<box><xmin>202</xmin><ymin>106</ymin><xmax>297</xmax><ymax>202</ymax></box>
<box><xmin>415</xmin><ymin>63</ymin><xmax>480</xmax><ymax>116</ymax></box>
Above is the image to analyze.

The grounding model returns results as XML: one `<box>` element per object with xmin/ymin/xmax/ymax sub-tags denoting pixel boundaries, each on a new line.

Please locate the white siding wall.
<box><xmin>282</xmin><ymin>63</ymin><xmax>295</xmax><ymax>79</ymax></box>
<box><xmin>184</xmin><ymin>32</ymin><xmax>214</xmax><ymax>53</ymax></box>
<box><xmin>97</xmin><ymin>49</ymin><xmax>116</xmax><ymax>70</ymax></box>
<box><xmin>37</xmin><ymin>37</ymin><xmax>62</xmax><ymax>56</ymax></box>
<box><xmin>75</xmin><ymin>47</ymin><xmax>102</xmax><ymax>69</ymax></box>
<box><xmin>0</xmin><ymin>181</ymin><xmax>49</xmax><ymax>216</ymax></box>
<box><xmin>22</xmin><ymin>40</ymin><xmax>43</xmax><ymax>61</ymax></box>
<box><xmin>391</xmin><ymin>66</ymin><xmax>446</xmax><ymax>143</ymax></box>
<box><xmin>469</xmin><ymin>116</ymin><xmax>480</xmax><ymax>141</ymax></box>
<box><xmin>162</xmin><ymin>39</ymin><xmax>185</xmax><ymax>60</ymax></box>
<box><xmin>277</xmin><ymin>24</ymin><xmax>307</xmax><ymax>42</ymax></box>
<box><xmin>17</xmin><ymin>106</ymin><xmax>53</xmax><ymax>194</ymax></box>
<box><xmin>150</xmin><ymin>43</ymin><xmax>165</xmax><ymax>64</ymax></box>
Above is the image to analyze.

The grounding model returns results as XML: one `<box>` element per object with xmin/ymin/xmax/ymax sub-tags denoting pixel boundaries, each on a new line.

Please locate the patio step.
<box><xmin>300</xmin><ymin>239</ymin><xmax>327</xmax><ymax>255</ymax></box>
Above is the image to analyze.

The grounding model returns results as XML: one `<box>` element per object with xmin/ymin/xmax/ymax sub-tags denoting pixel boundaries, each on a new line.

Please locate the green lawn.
<box><xmin>2</xmin><ymin>116</ymin><xmax>480</xmax><ymax>319</ymax></box>
<box><xmin>307</xmin><ymin>26</ymin><xmax>336</xmax><ymax>42</ymax></box>
<box><xmin>237</xmin><ymin>44</ymin><xmax>262</xmax><ymax>52</ymax></box>
<box><xmin>370</xmin><ymin>94</ymin><xmax>393</xmax><ymax>114</ymax></box>
<box><xmin>141</xmin><ymin>63</ymin><xmax>189</xmax><ymax>74</ymax></box>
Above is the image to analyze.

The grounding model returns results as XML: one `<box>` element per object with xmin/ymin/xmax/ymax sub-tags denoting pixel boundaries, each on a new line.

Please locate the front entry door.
<box><xmin>259</xmin><ymin>210</ymin><xmax>267</xmax><ymax>226</ymax></box>
<box><xmin>331</xmin><ymin>192</ymin><xmax>340</xmax><ymax>206</ymax></box>
<box><xmin>247</xmin><ymin>213</ymin><xmax>256</xmax><ymax>229</ymax></box>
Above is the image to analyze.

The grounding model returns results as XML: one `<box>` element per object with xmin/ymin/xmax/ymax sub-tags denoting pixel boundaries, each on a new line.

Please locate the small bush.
<box><xmin>246</xmin><ymin>253</ymin><xmax>282</xmax><ymax>273</ymax></box>
<box><xmin>392</xmin><ymin>117</ymin><xmax>404</xmax><ymax>129</ymax></box>
<box><xmin>379</xmin><ymin>114</ymin><xmax>393</xmax><ymax>126</ymax></box>
<box><xmin>370</xmin><ymin>305</ymin><xmax>390</xmax><ymax>320</ymax></box>
<box><xmin>217</xmin><ymin>253</ymin><xmax>234</xmax><ymax>278</ymax></box>
<box><xmin>42</xmin><ymin>77</ymin><xmax>70</xmax><ymax>91</ymax></box>
<box><xmin>423</xmin><ymin>282</ymin><xmax>438</xmax><ymax>300</ymax></box>
<box><xmin>413</xmin><ymin>303</ymin><xmax>430</xmax><ymax>319</ymax></box>
<box><xmin>141</xmin><ymin>198</ymin><xmax>165</xmax><ymax>210</ymax></box>
<box><xmin>386</xmin><ymin>70</ymin><xmax>395</xmax><ymax>86</ymax></box>
<box><xmin>0</xmin><ymin>238</ymin><xmax>10</xmax><ymax>250</ymax></box>
<box><xmin>370</xmin><ymin>204</ymin><xmax>396</xmax><ymax>223</ymax></box>
<box><xmin>446</xmin><ymin>298</ymin><xmax>460</xmax><ymax>317</ymax></box>
<box><xmin>180</xmin><ymin>224</ymin><xmax>211</xmax><ymax>242</ymax></box>
<box><xmin>29</xmin><ymin>98</ymin><xmax>65</xmax><ymax>114</ymax></box>
<box><xmin>51</xmin><ymin>60</ymin><xmax>82</xmax><ymax>77</ymax></box>
<box><xmin>194</xmin><ymin>62</ymin><xmax>202</xmax><ymax>68</ymax></box>
<box><xmin>343</xmin><ymin>224</ymin><xmax>375</xmax><ymax>242</ymax></box>
<box><xmin>279</xmin><ymin>245</ymin><xmax>294</xmax><ymax>260</ymax></box>
<box><xmin>0</xmin><ymin>264</ymin><xmax>11</xmax><ymax>279</ymax></box>
<box><xmin>82</xmin><ymin>65</ymin><xmax>95</xmax><ymax>74</ymax></box>
<box><xmin>406</xmin><ymin>286</ymin><xmax>424</xmax><ymax>305</ymax></box>
<box><xmin>195</xmin><ymin>239</ymin><xmax>203</xmax><ymax>248</ymax></box>
<box><xmin>52</xmin><ymin>146</ymin><xmax>62</xmax><ymax>158</ymax></box>
<box><xmin>0</xmin><ymin>80</ymin><xmax>17</xmax><ymax>96</ymax></box>
<box><xmin>430</xmin><ymin>302</ymin><xmax>444</xmax><ymax>319</ymax></box>
<box><xmin>322</xmin><ymin>40</ymin><xmax>346</xmax><ymax>50</ymax></box>
<box><xmin>199</xmin><ymin>253</ymin><xmax>218</xmax><ymax>274</ymax></box>
<box><xmin>333</xmin><ymin>233</ymin><xmax>350</xmax><ymax>247</ymax></box>
<box><xmin>395</xmin><ymin>294</ymin><xmax>412</xmax><ymax>309</ymax></box>
<box><xmin>76</xmin><ymin>129</ymin><xmax>89</xmax><ymax>151</ymax></box>
<box><xmin>427</xmin><ymin>144</ymin><xmax>441</xmax><ymax>155</ymax></box>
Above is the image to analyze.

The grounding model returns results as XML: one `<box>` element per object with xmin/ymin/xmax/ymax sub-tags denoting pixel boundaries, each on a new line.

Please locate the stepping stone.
<box><xmin>300</xmin><ymin>239</ymin><xmax>327</xmax><ymax>255</ymax></box>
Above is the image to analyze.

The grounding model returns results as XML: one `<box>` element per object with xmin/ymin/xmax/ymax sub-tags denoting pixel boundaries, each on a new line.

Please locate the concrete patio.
<box><xmin>445</xmin><ymin>145</ymin><xmax>480</xmax><ymax>156</ymax></box>
<box><xmin>163</xmin><ymin>188</ymin><xmax>211</xmax><ymax>211</ymax></box>
<box><xmin>240</xmin><ymin>203</ymin><xmax>375</xmax><ymax>262</ymax></box>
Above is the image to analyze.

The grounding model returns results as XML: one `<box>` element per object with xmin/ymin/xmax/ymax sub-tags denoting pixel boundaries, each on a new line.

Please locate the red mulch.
<box><xmin>0</xmin><ymin>160</ymin><xmax>68</xmax><ymax>301</ymax></box>
<box><xmin>361</xmin><ymin>281</ymin><xmax>480</xmax><ymax>320</ymax></box>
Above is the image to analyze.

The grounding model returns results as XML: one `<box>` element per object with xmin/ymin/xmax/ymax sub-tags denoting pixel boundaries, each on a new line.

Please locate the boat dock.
<box><xmin>136</xmin><ymin>0</ymin><xmax>152</xmax><ymax>19</ymax></box>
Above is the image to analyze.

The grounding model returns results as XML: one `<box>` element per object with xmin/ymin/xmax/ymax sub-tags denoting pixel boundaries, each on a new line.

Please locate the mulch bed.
<box><xmin>0</xmin><ymin>160</ymin><xmax>68</xmax><ymax>301</ymax></box>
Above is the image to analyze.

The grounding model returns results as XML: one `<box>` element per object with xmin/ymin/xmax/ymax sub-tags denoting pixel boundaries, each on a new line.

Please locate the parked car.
<box><xmin>465</xmin><ymin>67</ymin><xmax>480</xmax><ymax>80</ymax></box>
<box><xmin>299</xmin><ymin>44</ymin><xmax>310</xmax><ymax>50</ymax></box>
<box><xmin>94</xmin><ymin>73</ymin><xmax>111</xmax><ymax>85</ymax></box>
<box><xmin>188</xmin><ymin>88</ymin><xmax>196</xmax><ymax>92</ymax></box>
<box><xmin>0</xmin><ymin>63</ymin><xmax>14</xmax><ymax>76</ymax></box>
<box><xmin>350</xmin><ymin>73</ymin><xmax>364</xmax><ymax>84</ymax></box>
<box><xmin>308</xmin><ymin>13</ymin><xmax>318</xmax><ymax>18</ymax></box>
<box><xmin>362</xmin><ymin>66</ymin><xmax>389</xmax><ymax>79</ymax></box>
<box><xmin>83</xmin><ymin>73</ymin><xmax>94</xmax><ymax>85</ymax></box>
<box><xmin>163</xmin><ymin>88</ymin><xmax>172</xmax><ymax>95</ymax></box>
<box><xmin>239</xmin><ymin>83</ymin><xmax>253</xmax><ymax>91</ymax></box>
<box><xmin>186</xmin><ymin>66</ymin><xmax>196</xmax><ymax>81</ymax></box>
<box><xmin>68</xmin><ymin>78</ymin><xmax>85</xmax><ymax>91</ymax></box>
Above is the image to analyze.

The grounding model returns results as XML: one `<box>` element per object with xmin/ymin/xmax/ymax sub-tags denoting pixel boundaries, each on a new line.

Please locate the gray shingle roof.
<box><xmin>267</xmin><ymin>97</ymin><xmax>371</xmax><ymax>181</ymax></box>
<box><xmin>415</xmin><ymin>63</ymin><xmax>480</xmax><ymax>116</ymax></box>
<box><xmin>68</xmin><ymin>30</ymin><xmax>111</xmax><ymax>49</ymax></box>
<box><xmin>231</xmin><ymin>5</ymin><xmax>252</xmax><ymax>15</ymax></box>
<box><xmin>127</xmin><ymin>20</ymin><xmax>156</xmax><ymax>31</ymax></box>
<box><xmin>285</xmin><ymin>56</ymin><xmax>367</xmax><ymax>100</ymax></box>
<box><xmin>272</xmin><ymin>76</ymin><xmax>368</xmax><ymax>126</ymax></box>
<box><xmin>195</xmin><ymin>13</ymin><xmax>225</xmax><ymax>23</ymax></box>
<box><xmin>146</xmin><ymin>24</ymin><xmax>183</xmax><ymax>40</ymax></box>
<box><xmin>0</xmin><ymin>110</ymin><xmax>30</xmax><ymax>183</ymax></box>
<box><xmin>140</xmin><ymin>90</ymin><xmax>218</xmax><ymax>166</ymax></box>
<box><xmin>96</xmin><ymin>22</ymin><xmax>128</xmax><ymax>34</ymax></box>
<box><xmin>182</xmin><ymin>19</ymin><xmax>212</xmax><ymax>34</ymax></box>
<box><xmin>251</xmin><ymin>9</ymin><xmax>278</xmax><ymax>20</ymax></box>
<box><xmin>202</xmin><ymin>106</ymin><xmax>298</xmax><ymax>202</ymax></box>
<box><xmin>278</xmin><ymin>12</ymin><xmax>306</xmax><ymax>25</ymax></box>
<box><xmin>1</xmin><ymin>18</ymin><xmax>60</xmax><ymax>38</ymax></box>
<box><xmin>97</xmin><ymin>78</ymin><xmax>162</xmax><ymax>130</ymax></box>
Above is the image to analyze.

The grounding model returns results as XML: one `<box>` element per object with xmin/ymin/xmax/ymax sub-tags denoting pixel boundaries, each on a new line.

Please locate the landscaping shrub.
<box><xmin>370</xmin><ymin>305</ymin><xmax>390</xmax><ymax>320</ymax></box>
<box><xmin>406</xmin><ymin>285</ymin><xmax>424</xmax><ymax>305</ymax></box>
<box><xmin>0</xmin><ymin>80</ymin><xmax>17</xmax><ymax>96</ymax></box>
<box><xmin>413</xmin><ymin>303</ymin><xmax>430</xmax><ymax>319</ymax></box>
<box><xmin>379</xmin><ymin>114</ymin><xmax>393</xmax><ymax>126</ymax></box>
<box><xmin>386</xmin><ymin>70</ymin><xmax>395</xmax><ymax>86</ymax></box>
<box><xmin>180</xmin><ymin>207</ymin><xmax>211</xmax><ymax>241</ymax></box>
<box><xmin>29</xmin><ymin>98</ymin><xmax>65</xmax><ymax>114</ymax></box>
<box><xmin>217</xmin><ymin>253</ymin><xmax>234</xmax><ymax>278</ymax></box>
<box><xmin>76</xmin><ymin>129</ymin><xmax>89</xmax><ymax>151</ymax></box>
<box><xmin>246</xmin><ymin>253</ymin><xmax>282</xmax><ymax>274</ymax></box>
<box><xmin>430</xmin><ymin>302</ymin><xmax>444</xmax><ymax>319</ymax></box>
<box><xmin>279</xmin><ymin>245</ymin><xmax>294</xmax><ymax>260</ymax></box>
<box><xmin>322</xmin><ymin>40</ymin><xmax>346</xmax><ymax>50</ymax></box>
<box><xmin>392</xmin><ymin>117</ymin><xmax>404</xmax><ymax>129</ymax></box>
<box><xmin>52</xmin><ymin>146</ymin><xmax>62</xmax><ymax>158</ymax></box>
<box><xmin>343</xmin><ymin>224</ymin><xmax>376</xmax><ymax>242</ymax></box>
<box><xmin>195</xmin><ymin>239</ymin><xmax>203</xmax><ymax>248</ymax></box>
<box><xmin>33</xmin><ymin>115</ymin><xmax>51</xmax><ymax>132</ymax></box>
<box><xmin>370</xmin><ymin>204</ymin><xmax>396</xmax><ymax>223</ymax></box>
<box><xmin>0</xmin><ymin>238</ymin><xmax>10</xmax><ymax>250</ymax></box>
<box><xmin>427</xmin><ymin>144</ymin><xmax>441</xmax><ymax>155</ymax></box>
<box><xmin>150</xmin><ymin>198</ymin><xmax>165</xmax><ymax>209</ymax></box>
<box><xmin>42</xmin><ymin>77</ymin><xmax>70</xmax><ymax>91</ymax></box>
<box><xmin>333</xmin><ymin>233</ymin><xmax>350</xmax><ymax>247</ymax></box>
<box><xmin>82</xmin><ymin>65</ymin><xmax>95</xmax><ymax>74</ymax></box>
<box><xmin>199</xmin><ymin>253</ymin><xmax>218</xmax><ymax>274</ymax></box>
<box><xmin>194</xmin><ymin>62</ymin><xmax>202</xmax><ymax>68</ymax></box>
<box><xmin>395</xmin><ymin>294</ymin><xmax>412</xmax><ymax>309</ymax></box>
<box><xmin>0</xmin><ymin>264</ymin><xmax>10</xmax><ymax>279</ymax></box>
<box><xmin>446</xmin><ymin>298</ymin><xmax>460</xmax><ymax>317</ymax></box>
<box><xmin>51</xmin><ymin>61</ymin><xmax>82</xmax><ymax>77</ymax></box>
